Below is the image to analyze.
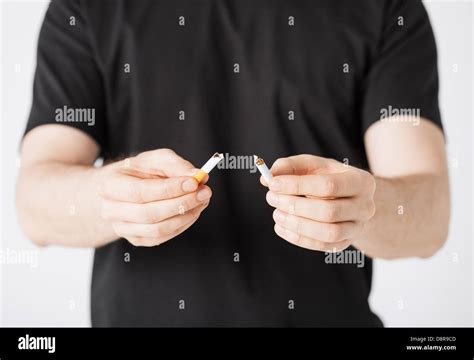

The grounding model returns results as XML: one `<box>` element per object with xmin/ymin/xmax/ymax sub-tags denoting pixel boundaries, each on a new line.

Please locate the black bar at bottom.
<box><xmin>0</xmin><ymin>327</ymin><xmax>472</xmax><ymax>359</ymax></box>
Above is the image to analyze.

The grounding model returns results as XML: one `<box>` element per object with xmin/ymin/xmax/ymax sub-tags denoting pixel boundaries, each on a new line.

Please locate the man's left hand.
<box><xmin>263</xmin><ymin>155</ymin><xmax>376</xmax><ymax>252</ymax></box>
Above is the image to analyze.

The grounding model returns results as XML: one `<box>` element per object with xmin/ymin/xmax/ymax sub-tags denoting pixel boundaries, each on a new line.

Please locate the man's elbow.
<box><xmin>418</xmin><ymin>223</ymin><xmax>449</xmax><ymax>259</ymax></box>
<box><xmin>419</xmin><ymin>188</ymin><xmax>450</xmax><ymax>259</ymax></box>
<box><xmin>22</xmin><ymin>226</ymin><xmax>49</xmax><ymax>248</ymax></box>
<box><xmin>16</xmin><ymin>207</ymin><xmax>49</xmax><ymax>247</ymax></box>
<box><xmin>16</xmin><ymin>175</ymin><xmax>49</xmax><ymax>247</ymax></box>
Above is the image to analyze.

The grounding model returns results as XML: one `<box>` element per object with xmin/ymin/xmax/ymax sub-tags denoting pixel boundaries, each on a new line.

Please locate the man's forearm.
<box><xmin>353</xmin><ymin>174</ymin><xmax>450</xmax><ymax>259</ymax></box>
<box><xmin>16</xmin><ymin>161</ymin><xmax>117</xmax><ymax>248</ymax></box>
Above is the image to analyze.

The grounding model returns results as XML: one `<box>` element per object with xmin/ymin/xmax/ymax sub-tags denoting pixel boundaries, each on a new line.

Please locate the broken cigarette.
<box><xmin>254</xmin><ymin>155</ymin><xmax>273</xmax><ymax>184</ymax></box>
<box><xmin>193</xmin><ymin>152</ymin><xmax>224</xmax><ymax>183</ymax></box>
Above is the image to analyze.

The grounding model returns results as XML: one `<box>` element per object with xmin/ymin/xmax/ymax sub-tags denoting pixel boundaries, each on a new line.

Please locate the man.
<box><xmin>16</xmin><ymin>0</ymin><xmax>449</xmax><ymax>327</ymax></box>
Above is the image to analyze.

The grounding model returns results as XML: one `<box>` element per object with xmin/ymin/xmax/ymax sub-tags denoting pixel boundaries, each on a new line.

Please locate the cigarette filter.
<box><xmin>193</xmin><ymin>152</ymin><xmax>224</xmax><ymax>183</ymax></box>
<box><xmin>254</xmin><ymin>155</ymin><xmax>273</xmax><ymax>184</ymax></box>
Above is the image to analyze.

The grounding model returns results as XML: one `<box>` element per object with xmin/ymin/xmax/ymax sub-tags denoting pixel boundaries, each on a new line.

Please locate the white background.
<box><xmin>0</xmin><ymin>0</ymin><xmax>473</xmax><ymax>327</ymax></box>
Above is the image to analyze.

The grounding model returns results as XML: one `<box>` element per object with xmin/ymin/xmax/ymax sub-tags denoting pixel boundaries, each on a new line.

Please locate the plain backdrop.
<box><xmin>1</xmin><ymin>0</ymin><xmax>473</xmax><ymax>327</ymax></box>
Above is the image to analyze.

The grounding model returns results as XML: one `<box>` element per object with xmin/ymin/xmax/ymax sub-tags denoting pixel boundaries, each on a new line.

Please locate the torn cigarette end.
<box><xmin>254</xmin><ymin>155</ymin><xmax>273</xmax><ymax>184</ymax></box>
<box><xmin>193</xmin><ymin>152</ymin><xmax>224</xmax><ymax>183</ymax></box>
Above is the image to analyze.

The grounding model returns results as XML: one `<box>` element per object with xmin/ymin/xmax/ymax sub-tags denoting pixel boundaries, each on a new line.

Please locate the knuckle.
<box><xmin>323</xmin><ymin>179</ymin><xmax>337</xmax><ymax>197</ymax></box>
<box><xmin>128</xmin><ymin>180</ymin><xmax>141</xmax><ymax>203</ymax></box>
<box><xmin>287</xmin><ymin>199</ymin><xmax>297</xmax><ymax>215</ymax></box>
<box><xmin>97</xmin><ymin>182</ymin><xmax>106</xmax><ymax>198</ymax></box>
<box><xmin>329</xmin><ymin>158</ymin><xmax>341</xmax><ymax>167</ymax></box>
<box><xmin>100</xmin><ymin>201</ymin><xmax>110</xmax><ymax>220</ymax></box>
<box><xmin>293</xmin><ymin>216</ymin><xmax>303</xmax><ymax>235</ymax></box>
<box><xmin>366</xmin><ymin>200</ymin><xmax>376</xmax><ymax>219</ymax></box>
<box><xmin>98</xmin><ymin>178</ymin><xmax>112</xmax><ymax>198</ymax></box>
<box><xmin>133</xmin><ymin>152</ymin><xmax>146</xmax><ymax>164</ymax></box>
<box><xmin>368</xmin><ymin>174</ymin><xmax>376</xmax><ymax>193</ymax></box>
<box><xmin>186</xmin><ymin>195</ymin><xmax>200</xmax><ymax>210</ymax></box>
<box><xmin>293</xmin><ymin>178</ymin><xmax>301</xmax><ymax>195</ymax></box>
<box><xmin>141</xmin><ymin>205</ymin><xmax>157</xmax><ymax>224</ymax></box>
<box><xmin>291</xmin><ymin>232</ymin><xmax>302</xmax><ymax>246</ymax></box>
<box><xmin>153</xmin><ymin>223</ymin><xmax>169</xmax><ymax>238</ymax></box>
<box><xmin>112</xmin><ymin>223</ymin><xmax>124</xmax><ymax>238</ymax></box>
<box><xmin>134</xmin><ymin>179</ymin><xmax>147</xmax><ymax>203</ymax></box>
<box><xmin>151</xmin><ymin>238</ymin><xmax>166</xmax><ymax>247</ymax></box>
<box><xmin>326</xmin><ymin>224</ymin><xmax>343</xmax><ymax>242</ymax></box>
<box><xmin>322</xmin><ymin>242</ymin><xmax>341</xmax><ymax>253</ymax></box>
<box><xmin>161</xmin><ymin>182</ymin><xmax>174</xmax><ymax>199</ymax></box>
<box><xmin>128</xmin><ymin>237</ymin><xmax>144</xmax><ymax>247</ymax></box>
<box><xmin>157</xmin><ymin>148</ymin><xmax>174</xmax><ymax>156</ymax></box>
<box><xmin>272</xmin><ymin>209</ymin><xmax>280</xmax><ymax>222</ymax></box>
<box><xmin>323</xmin><ymin>203</ymin><xmax>339</xmax><ymax>222</ymax></box>
<box><xmin>273</xmin><ymin>158</ymin><xmax>286</xmax><ymax>169</ymax></box>
<box><xmin>337</xmin><ymin>241</ymin><xmax>351</xmax><ymax>252</ymax></box>
<box><xmin>300</xmin><ymin>154</ymin><xmax>313</xmax><ymax>162</ymax></box>
<box><xmin>316</xmin><ymin>242</ymin><xmax>330</xmax><ymax>252</ymax></box>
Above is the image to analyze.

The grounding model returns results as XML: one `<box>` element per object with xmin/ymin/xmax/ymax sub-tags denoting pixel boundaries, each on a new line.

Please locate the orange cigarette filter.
<box><xmin>193</xmin><ymin>153</ymin><xmax>224</xmax><ymax>183</ymax></box>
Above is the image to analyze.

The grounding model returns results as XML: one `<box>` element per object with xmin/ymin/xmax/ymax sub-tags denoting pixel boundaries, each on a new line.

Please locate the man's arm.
<box><xmin>16</xmin><ymin>125</ymin><xmax>115</xmax><ymax>247</ymax></box>
<box><xmin>16</xmin><ymin>125</ymin><xmax>211</xmax><ymax>248</ymax></box>
<box><xmin>264</xmin><ymin>118</ymin><xmax>449</xmax><ymax>260</ymax></box>
<box><xmin>353</xmin><ymin>118</ymin><xmax>449</xmax><ymax>259</ymax></box>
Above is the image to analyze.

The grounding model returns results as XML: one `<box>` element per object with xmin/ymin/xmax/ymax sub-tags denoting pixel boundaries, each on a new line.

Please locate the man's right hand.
<box><xmin>97</xmin><ymin>148</ymin><xmax>211</xmax><ymax>247</ymax></box>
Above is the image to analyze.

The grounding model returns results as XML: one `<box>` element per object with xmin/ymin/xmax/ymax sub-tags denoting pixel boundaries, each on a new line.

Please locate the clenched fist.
<box><xmin>97</xmin><ymin>148</ymin><xmax>211</xmax><ymax>247</ymax></box>
<box><xmin>262</xmin><ymin>155</ymin><xmax>376</xmax><ymax>252</ymax></box>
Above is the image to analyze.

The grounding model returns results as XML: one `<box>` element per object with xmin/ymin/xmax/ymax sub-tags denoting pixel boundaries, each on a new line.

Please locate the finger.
<box><xmin>112</xmin><ymin>202</ymin><xmax>208</xmax><ymax>240</ymax></box>
<box><xmin>274</xmin><ymin>224</ymin><xmax>351</xmax><ymax>252</ymax></box>
<box><xmin>266</xmin><ymin>192</ymin><xmax>373</xmax><ymax>222</ymax></box>
<box><xmin>259</xmin><ymin>175</ymin><xmax>269</xmax><ymax>187</ymax></box>
<box><xmin>270</xmin><ymin>155</ymin><xmax>336</xmax><ymax>176</ymax></box>
<box><xmin>268</xmin><ymin>171</ymin><xmax>365</xmax><ymax>198</ymax></box>
<box><xmin>124</xmin><ymin>148</ymin><xmax>195</xmax><ymax>177</ymax></box>
<box><xmin>188</xmin><ymin>168</ymin><xmax>210</xmax><ymax>185</ymax></box>
<box><xmin>272</xmin><ymin>209</ymin><xmax>361</xmax><ymax>243</ymax></box>
<box><xmin>101</xmin><ymin>186</ymin><xmax>212</xmax><ymax>223</ymax></box>
<box><xmin>120</xmin><ymin>211</ymin><xmax>203</xmax><ymax>247</ymax></box>
<box><xmin>99</xmin><ymin>174</ymin><xmax>200</xmax><ymax>203</ymax></box>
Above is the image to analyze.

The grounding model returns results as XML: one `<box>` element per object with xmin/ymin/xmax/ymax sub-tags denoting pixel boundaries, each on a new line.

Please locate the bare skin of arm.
<box><xmin>16</xmin><ymin>124</ymin><xmax>211</xmax><ymax>248</ymax></box>
<box><xmin>355</xmin><ymin>118</ymin><xmax>449</xmax><ymax>259</ymax></box>
<box><xmin>264</xmin><ymin>118</ymin><xmax>449</xmax><ymax>259</ymax></box>
<box><xmin>19</xmin><ymin>118</ymin><xmax>449</xmax><ymax>259</ymax></box>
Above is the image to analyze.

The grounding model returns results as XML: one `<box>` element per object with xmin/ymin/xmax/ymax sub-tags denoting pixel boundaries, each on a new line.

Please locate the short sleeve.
<box><xmin>25</xmin><ymin>0</ymin><xmax>107</xmax><ymax>154</ymax></box>
<box><xmin>362</xmin><ymin>0</ymin><xmax>443</xmax><ymax>135</ymax></box>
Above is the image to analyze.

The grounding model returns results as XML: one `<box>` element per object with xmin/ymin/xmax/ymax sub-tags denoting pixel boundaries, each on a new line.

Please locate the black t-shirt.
<box><xmin>26</xmin><ymin>0</ymin><xmax>442</xmax><ymax>327</ymax></box>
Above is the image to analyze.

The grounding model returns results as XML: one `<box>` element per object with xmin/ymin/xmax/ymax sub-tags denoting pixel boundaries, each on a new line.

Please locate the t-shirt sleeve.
<box><xmin>361</xmin><ymin>0</ymin><xmax>443</xmax><ymax>135</ymax></box>
<box><xmin>25</xmin><ymin>0</ymin><xmax>107</xmax><ymax>154</ymax></box>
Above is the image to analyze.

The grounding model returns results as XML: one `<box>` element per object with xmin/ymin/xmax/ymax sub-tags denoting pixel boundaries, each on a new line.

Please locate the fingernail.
<box><xmin>197</xmin><ymin>188</ymin><xmax>212</xmax><ymax>201</ymax></box>
<box><xmin>270</xmin><ymin>179</ymin><xmax>282</xmax><ymax>192</ymax></box>
<box><xmin>182</xmin><ymin>179</ymin><xmax>198</xmax><ymax>192</ymax></box>
<box><xmin>273</xmin><ymin>210</ymin><xmax>286</xmax><ymax>224</ymax></box>
<box><xmin>266</xmin><ymin>191</ymin><xmax>278</xmax><ymax>206</ymax></box>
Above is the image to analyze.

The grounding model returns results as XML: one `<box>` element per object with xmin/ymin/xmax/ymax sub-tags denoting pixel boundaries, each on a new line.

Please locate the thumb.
<box><xmin>270</xmin><ymin>154</ymin><xmax>334</xmax><ymax>176</ymax></box>
<box><xmin>122</xmin><ymin>148</ymin><xmax>196</xmax><ymax>178</ymax></box>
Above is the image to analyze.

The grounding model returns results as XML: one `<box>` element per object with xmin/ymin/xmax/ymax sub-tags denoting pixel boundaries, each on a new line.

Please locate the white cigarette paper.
<box><xmin>193</xmin><ymin>152</ymin><xmax>224</xmax><ymax>183</ymax></box>
<box><xmin>254</xmin><ymin>155</ymin><xmax>273</xmax><ymax>184</ymax></box>
<box><xmin>201</xmin><ymin>153</ymin><xmax>224</xmax><ymax>173</ymax></box>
